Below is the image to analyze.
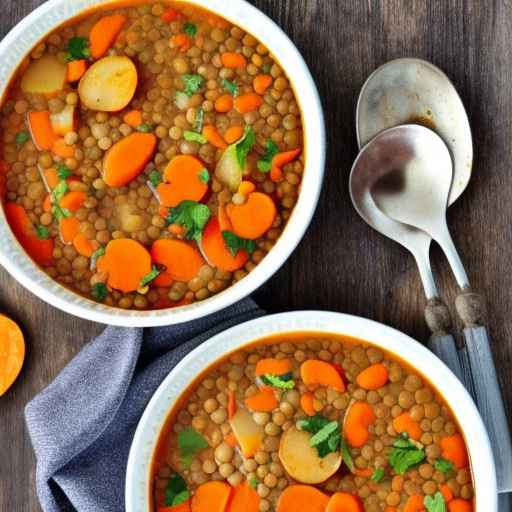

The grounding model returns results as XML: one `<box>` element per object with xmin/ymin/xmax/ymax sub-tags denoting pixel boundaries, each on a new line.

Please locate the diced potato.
<box><xmin>279</xmin><ymin>427</ymin><xmax>342</xmax><ymax>484</ymax></box>
<box><xmin>50</xmin><ymin>105</ymin><xmax>76</xmax><ymax>136</ymax></box>
<box><xmin>230</xmin><ymin>408</ymin><xmax>264</xmax><ymax>458</ymax></box>
<box><xmin>78</xmin><ymin>56</ymin><xmax>137</xmax><ymax>112</ymax></box>
<box><xmin>116</xmin><ymin>203</ymin><xmax>148</xmax><ymax>232</ymax></box>
<box><xmin>21</xmin><ymin>55</ymin><xmax>67</xmax><ymax>96</ymax></box>
<box><xmin>215</xmin><ymin>144</ymin><xmax>243</xmax><ymax>192</ymax></box>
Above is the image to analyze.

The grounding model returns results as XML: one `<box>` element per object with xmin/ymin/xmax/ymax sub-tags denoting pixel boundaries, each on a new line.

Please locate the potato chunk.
<box><xmin>78</xmin><ymin>56</ymin><xmax>137</xmax><ymax>111</ymax></box>
<box><xmin>21</xmin><ymin>55</ymin><xmax>67</xmax><ymax>96</ymax></box>
<box><xmin>230</xmin><ymin>408</ymin><xmax>264</xmax><ymax>458</ymax></box>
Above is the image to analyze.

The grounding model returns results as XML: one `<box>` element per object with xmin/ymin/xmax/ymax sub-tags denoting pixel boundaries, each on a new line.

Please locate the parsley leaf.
<box><xmin>222</xmin><ymin>231</ymin><xmax>256</xmax><ymax>256</ymax></box>
<box><xmin>193</xmin><ymin>107</ymin><xmax>204</xmax><ymax>133</ymax></box>
<box><xmin>51</xmin><ymin>181</ymin><xmax>72</xmax><ymax>220</ymax></box>
<box><xmin>52</xmin><ymin>180</ymin><xmax>68</xmax><ymax>202</ymax></box>
<box><xmin>35</xmin><ymin>225</ymin><xmax>49</xmax><ymax>240</ymax></box>
<box><xmin>90</xmin><ymin>246</ymin><xmax>106</xmax><ymax>270</ymax></box>
<box><xmin>434</xmin><ymin>458</ymin><xmax>455</xmax><ymax>475</ymax></box>
<box><xmin>164</xmin><ymin>474</ymin><xmax>189</xmax><ymax>507</ymax></box>
<box><xmin>140</xmin><ymin>265</ymin><xmax>162</xmax><ymax>288</ymax></box>
<box><xmin>339</xmin><ymin>435</ymin><xmax>354</xmax><ymax>472</ymax></box>
<box><xmin>198</xmin><ymin>168</ymin><xmax>209</xmax><ymax>183</ymax></box>
<box><xmin>297</xmin><ymin>415</ymin><xmax>341</xmax><ymax>459</ymax></box>
<box><xmin>167</xmin><ymin>200</ymin><xmax>211</xmax><ymax>241</ymax></box>
<box><xmin>310</xmin><ymin>421</ymin><xmax>339</xmax><ymax>447</ymax></box>
<box><xmin>183</xmin><ymin>22</ymin><xmax>197</xmax><ymax>37</ymax></box>
<box><xmin>184</xmin><ymin>130</ymin><xmax>207</xmax><ymax>144</ymax></box>
<box><xmin>15</xmin><ymin>131</ymin><xmax>30</xmax><ymax>147</ymax></box>
<box><xmin>57</xmin><ymin>164</ymin><xmax>72</xmax><ymax>180</ymax></box>
<box><xmin>257</xmin><ymin>139</ymin><xmax>279</xmax><ymax>172</ymax></box>
<box><xmin>178</xmin><ymin>428</ymin><xmax>209</xmax><ymax>468</ymax></box>
<box><xmin>149</xmin><ymin>170</ymin><xmax>163</xmax><ymax>187</ymax></box>
<box><xmin>388</xmin><ymin>435</ymin><xmax>426</xmax><ymax>475</ymax></box>
<box><xmin>371</xmin><ymin>467</ymin><xmax>385</xmax><ymax>482</ymax></box>
<box><xmin>222</xmin><ymin>78</ymin><xmax>238</xmax><ymax>96</ymax></box>
<box><xmin>91</xmin><ymin>283</ymin><xmax>108</xmax><ymax>301</ymax></box>
<box><xmin>65</xmin><ymin>37</ymin><xmax>90</xmax><ymax>62</ymax></box>
<box><xmin>424</xmin><ymin>492</ymin><xmax>446</xmax><ymax>512</ymax></box>
<box><xmin>249</xmin><ymin>477</ymin><xmax>258</xmax><ymax>490</ymax></box>
<box><xmin>235</xmin><ymin>126</ymin><xmax>256</xmax><ymax>169</ymax></box>
<box><xmin>260</xmin><ymin>373</ymin><xmax>295</xmax><ymax>390</ymax></box>
<box><xmin>137</xmin><ymin>123</ymin><xmax>153</xmax><ymax>133</ymax></box>
<box><xmin>52</xmin><ymin>205</ymin><xmax>71</xmax><ymax>221</ymax></box>
<box><xmin>182</xmin><ymin>74</ymin><xmax>204</xmax><ymax>96</ymax></box>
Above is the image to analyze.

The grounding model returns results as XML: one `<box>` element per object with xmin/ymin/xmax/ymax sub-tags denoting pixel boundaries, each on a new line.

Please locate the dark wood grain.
<box><xmin>1</xmin><ymin>1</ymin><xmax>511</xmax><ymax>510</ymax></box>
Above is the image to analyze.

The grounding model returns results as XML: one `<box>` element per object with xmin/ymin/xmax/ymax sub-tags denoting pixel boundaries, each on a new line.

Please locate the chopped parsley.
<box><xmin>257</xmin><ymin>139</ymin><xmax>279</xmax><ymax>172</ymax></box>
<box><xmin>235</xmin><ymin>126</ymin><xmax>255</xmax><ymax>169</ymax></box>
<box><xmin>434</xmin><ymin>458</ymin><xmax>455</xmax><ymax>475</ymax></box>
<box><xmin>260</xmin><ymin>372</ymin><xmax>295</xmax><ymax>390</ymax></box>
<box><xmin>248</xmin><ymin>476</ymin><xmax>259</xmax><ymax>490</ymax></box>
<box><xmin>222</xmin><ymin>78</ymin><xmax>238</xmax><ymax>96</ymax></box>
<box><xmin>388</xmin><ymin>434</ymin><xmax>426</xmax><ymax>475</ymax></box>
<box><xmin>64</xmin><ymin>37</ymin><xmax>90</xmax><ymax>62</ymax></box>
<box><xmin>222</xmin><ymin>231</ymin><xmax>255</xmax><ymax>256</ymax></box>
<box><xmin>183</xmin><ymin>22</ymin><xmax>197</xmax><ymax>37</ymax></box>
<box><xmin>193</xmin><ymin>107</ymin><xmax>204</xmax><ymax>133</ymax></box>
<box><xmin>198</xmin><ymin>168</ymin><xmax>209</xmax><ymax>184</ymax></box>
<box><xmin>149</xmin><ymin>170</ymin><xmax>163</xmax><ymax>187</ymax></box>
<box><xmin>15</xmin><ymin>131</ymin><xmax>30</xmax><ymax>147</ymax></box>
<box><xmin>57</xmin><ymin>164</ymin><xmax>72</xmax><ymax>180</ymax></box>
<box><xmin>184</xmin><ymin>130</ymin><xmax>207</xmax><ymax>144</ymax></box>
<box><xmin>91</xmin><ymin>283</ymin><xmax>108</xmax><ymax>301</ymax></box>
<box><xmin>137</xmin><ymin>123</ymin><xmax>153</xmax><ymax>133</ymax></box>
<box><xmin>177</xmin><ymin>428</ymin><xmax>209</xmax><ymax>468</ymax></box>
<box><xmin>35</xmin><ymin>225</ymin><xmax>49</xmax><ymax>240</ymax></box>
<box><xmin>167</xmin><ymin>200</ymin><xmax>211</xmax><ymax>241</ymax></box>
<box><xmin>90</xmin><ymin>246</ymin><xmax>106</xmax><ymax>270</ymax></box>
<box><xmin>51</xmin><ymin>181</ymin><xmax>71</xmax><ymax>221</ymax></box>
<box><xmin>340</xmin><ymin>435</ymin><xmax>354</xmax><ymax>472</ymax></box>
<box><xmin>182</xmin><ymin>74</ymin><xmax>204</xmax><ymax>96</ymax></box>
<box><xmin>297</xmin><ymin>415</ymin><xmax>341</xmax><ymax>458</ymax></box>
<box><xmin>139</xmin><ymin>265</ymin><xmax>162</xmax><ymax>288</ymax></box>
<box><xmin>370</xmin><ymin>467</ymin><xmax>385</xmax><ymax>482</ymax></box>
<box><xmin>424</xmin><ymin>492</ymin><xmax>446</xmax><ymax>512</ymax></box>
<box><xmin>164</xmin><ymin>474</ymin><xmax>190</xmax><ymax>507</ymax></box>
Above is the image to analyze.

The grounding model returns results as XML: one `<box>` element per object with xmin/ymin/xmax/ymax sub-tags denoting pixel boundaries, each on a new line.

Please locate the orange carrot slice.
<box><xmin>0</xmin><ymin>314</ymin><xmax>25</xmax><ymax>397</ymax></box>
<box><xmin>73</xmin><ymin>233</ymin><xmax>99</xmax><ymax>258</ymax></box>
<box><xmin>354</xmin><ymin>468</ymin><xmax>373</xmax><ymax>477</ymax></box>
<box><xmin>276</xmin><ymin>485</ymin><xmax>330</xmax><ymax>512</ymax></box>
<box><xmin>161</xmin><ymin>7</ymin><xmax>183</xmax><ymax>22</ymax></box>
<box><xmin>60</xmin><ymin>216</ymin><xmax>81</xmax><ymax>244</ymax></box>
<box><xmin>90</xmin><ymin>15</ymin><xmax>127</xmax><ymax>59</ymax></box>
<box><xmin>356</xmin><ymin>363</ymin><xmax>389</xmax><ymax>390</ymax></box>
<box><xmin>43</xmin><ymin>195</ymin><xmax>52</xmax><ymax>212</ymax></box>
<box><xmin>440</xmin><ymin>484</ymin><xmax>454</xmax><ymax>503</ymax></box>
<box><xmin>123</xmin><ymin>110</ymin><xmax>143</xmax><ymax>128</ymax></box>
<box><xmin>440</xmin><ymin>434</ymin><xmax>469</xmax><ymax>469</ymax></box>
<box><xmin>393</xmin><ymin>412</ymin><xmax>422</xmax><ymax>441</ymax></box>
<box><xmin>67</xmin><ymin>60</ymin><xmax>87</xmax><ymax>82</ymax></box>
<box><xmin>448</xmin><ymin>499</ymin><xmax>473</xmax><ymax>512</ymax></box>
<box><xmin>191</xmin><ymin>481</ymin><xmax>232</xmax><ymax>512</ymax></box>
<box><xmin>273</xmin><ymin>148</ymin><xmax>302</xmax><ymax>168</ymax></box>
<box><xmin>253</xmin><ymin>74</ymin><xmax>273</xmax><ymax>95</ymax></box>
<box><xmin>44</xmin><ymin>168</ymin><xmax>59</xmax><ymax>189</ymax></box>
<box><xmin>4</xmin><ymin>202</ymin><xmax>54</xmax><ymax>267</ymax></box>
<box><xmin>200</xmin><ymin>217</ymin><xmax>248</xmax><ymax>272</ymax></box>
<box><xmin>245</xmin><ymin>386</ymin><xmax>277</xmax><ymax>412</ymax></box>
<box><xmin>27</xmin><ymin>111</ymin><xmax>57</xmax><ymax>151</ymax></box>
<box><xmin>97</xmin><ymin>239</ymin><xmax>152</xmax><ymax>292</ymax></box>
<box><xmin>343</xmin><ymin>401</ymin><xmax>375</xmax><ymax>448</ymax></box>
<box><xmin>255</xmin><ymin>358</ymin><xmax>292</xmax><ymax>376</ymax></box>
<box><xmin>221</xmin><ymin>52</ymin><xmax>247</xmax><ymax>68</ymax></box>
<box><xmin>202</xmin><ymin>125</ymin><xmax>228</xmax><ymax>149</ymax></box>
<box><xmin>300</xmin><ymin>359</ymin><xmax>345</xmax><ymax>392</ymax></box>
<box><xmin>59</xmin><ymin>191</ymin><xmax>87</xmax><ymax>213</ymax></box>
<box><xmin>103</xmin><ymin>132</ymin><xmax>157</xmax><ymax>187</ymax></box>
<box><xmin>151</xmin><ymin>239</ymin><xmax>204</xmax><ymax>283</ymax></box>
<box><xmin>170</xmin><ymin>34</ymin><xmax>192</xmax><ymax>52</ymax></box>
<box><xmin>300</xmin><ymin>392</ymin><xmax>316</xmax><ymax>416</ymax></box>
<box><xmin>234</xmin><ymin>93</ymin><xmax>263</xmax><ymax>114</ymax></box>
<box><xmin>217</xmin><ymin>204</ymin><xmax>232</xmax><ymax>232</ymax></box>
<box><xmin>224</xmin><ymin>125</ymin><xmax>244</xmax><ymax>144</ymax></box>
<box><xmin>214</xmin><ymin>95</ymin><xmax>233</xmax><ymax>113</ymax></box>
<box><xmin>226</xmin><ymin>192</ymin><xmax>276</xmax><ymax>240</ymax></box>
<box><xmin>326</xmin><ymin>492</ymin><xmax>363</xmax><ymax>512</ymax></box>
<box><xmin>226</xmin><ymin>481</ymin><xmax>259</xmax><ymax>512</ymax></box>
<box><xmin>228</xmin><ymin>390</ymin><xmax>237</xmax><ymax>420</ymax></box>
<box><xmin>403</xmin><ymin>495</ymin><xmax>425</xmax><ymax>512</ymax></box>
<box><xmin>238</xmin><ymin>181</ymin><xmax>255</xmax><ymax>196</ymax></box>
<box><xmin>224</xmin><ymin>431</ymin><xmax>238</xmax><ymax>448</ymax></box>
<box><xmin>52</xmin><ymin>138</ymin><xmax>75</xmax><ymax>158</ymax></box>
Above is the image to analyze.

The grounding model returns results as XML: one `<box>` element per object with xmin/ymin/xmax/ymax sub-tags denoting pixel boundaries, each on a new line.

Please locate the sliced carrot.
<box><xmin>343</xmin><ymin>401</ymin><xmax>376</xmax><ymax>448</ymax></box>
<box><xmin>221</xmin><ymin>52</ymin><xmax>247</xmax><ymax>68</ymax></box>
<box><xmin>170</xmin><ymin>34</ymin><xmax>192</xmax><ymax>52</ymax></box>
<box><xmin>67</xmin><ymin>60</ymin><xmax>87</xmax><ymax>82</ymax></box>
<box><xmin>384</xmin><ymin>508</ymin><xmax>397</xmax><ymax>512</ymax></box>
<box><xmin>228</xmin><ymin>390</ymin><xmax>237</xmax><ymax>419</ymax></box>
<box><xmin>440</xmin><ymin>484</ymin><xmax>454</xmax><ymax>503</ymax></box>
<box><xmin>300</xmin><ymin>359</ymin><xmax>345</xmax><ymax>392</ymax></box>
<box><xmin>123</xmin><ymin>109</ymin><xmax>143</xmax><ymax>128</ymax></box>
<box><xmin>97</xmin><ymin>239</ymin><xmax>152</xmax><ymax>293</ymax></box>
<box><xmin>214</xmin><ymin>94</ymin><xmax>233</xmax><ymax>113</ymax></box>
<box><xmin>326</xmin><ymin>492</ymin><xmax>363</xmax><ymax>512</ymax></box>
<box><xmin>226</xmin><ymin>481</ymin><xmax>259</xmax><ymax>512</ymax></box>
<box><xmin>253</xmin><ymin>74</ymin><xmax>273</xmax><ymax>95</ymax></box>
<box><xmin>270</xmin><ymin>165</ymin><xmax>283</xmax><ymax>183</ymax></box>
<box><xmin>44</xmin><ymin>168</ymin><xmax>59</xmax><ymax>189</ymax></box>
<box><xmin>151</xmin><ymin>239</ymin><xmax>204</xmax><ymax>283</ymax></box>
<box><xmin>52</xmin><ymin>138</ymin><xmax>75</xmax><ymax>158</ymax></box>
<box><xmin>226</xmin><ymin>192</ymin><xmax>276</xmax><ymax>240</ymax></box>
<box><xmin>224</xmin><ymin>431</ymin><xmax>238</xmax><ymax>448</ymax></box>
<box><xmin>59</xmin><ymin>191</ymin><xmax>87</xmax><ymax>212</ymax></box>
<box><xmin>403</xmin><ymin>495</ymin><xmax>425</xmax><ymax>512</ymax></box>
<box><xmin>356</xmin><ymin>363</ymin><xmax>389</xmax><ymax>390</ymax></box>
<box><xmin>43</xmin><ymin>194</ymin><xmax>52</xmax><ymax>212</ymax></box>
<box><xmin>168</xmin><ymin>223</ymin><xmax>185</xmax><ymax>237</ymax></box>
<box><xmin>245</xmin><ymin>386</ymin><xmax>278</xmax><ymax>412</ymax></box>
<box><xmin>157</xmin><ymin>154</ymin><xmax>208</xmax><ymax>207</ymax></box>
<box><xmin>393</xmin><ymin>412</ymin><xmax>422</xmax><ymax>441</ymax></box>
<box><xmin>217</xmin><ymin>204</ymin><xmax>232</xmax><ymax>232</ymax></box>
<box><xmin>273</xmin><ymin>148</ymin><xmax>302</xmax><ymax>168</ymax></box>
<box><xmin>440</xmin><ymin>434</ymin><xmax>469</xmax><ymax>469</ymax></box>
<box><xmin>234</xmin><ymin>93</ymin><xmax>263</xmax><ymax>114</ymax></box>
<box><xmin>90</xmin><ymin>14</ymin><xmax>127</xmax><ymax>59</ymax></box>
<box><xmin>354</xmin><ymin>468</ymin><xmax>373</xmax><ymax>477</ymax></box>
<box><xmin>60</xmin><ymin>216</ymin><xmax>81</xmax><ymax>244</ymax></box>
<box><xmin>191</xmin><ymin>481</ymin><xmax>232</xmax><ymax>512</ymax></box>
<box><xmin>224</xmin><ymin>125</ymin><xmax>244</xmax><ymax>144</ymax></box>
<box><xmin>103</xmin><ymin>132</ymin><xmax>157</xmax><ymax>187</ymax></box>
<box><xmin>158</xmin><ymin>501</ymin><xmax>191</xmax><ymax>512</ymax></box>
<box><xmin>159</xmin><ymin>206</ymin><xmax>170</xmax><ymax>218</ymax></box>
<box><xmin>200</xmin><ymin>217</ymin><xmax>248</xmax><ymax>272</ymax></box>
<box><xmin>161</xmin><ymin>7</ymin><xmax>183</xmax><ymax>22</ymax></box>
<box><xmin>0</xmin><ymin>314</ymin><xmax>25</xmax><ymax>397</ymax></box>
<box><xmin>27</xmin><ymin>111</ymin><xmax>57</xmax><ymax>151</ymax></box>
<box><xmin>72</xmin><ymin>233</ymin><xmax>99</xmax><ymax>258</ymax></box>
<box><xmin>276</xmin><ymin>485</ymin><xmax>330</xmax><ymax>512</ymax></box>
<box><xmin>4</xmin><ymin>202</ymin><xmax>54</xmax><ymax>267</ymax></box>
<box><xmin>448</xmin><ymin>499</ymin><xmax>473</xmax><ymax>512</ymax></box>
<box><xmin>300</xmin><ymin>392</ymin><xmax>316</xmax><ymax>416</ymax></box>
<box><xmin>202</xmin><ymin>125</ymin><xmax>228</xmax><ymax>149</ymax></box>
<box><xmin>238</xmin><ymin>181</ymin><xmax>256</xmax><ymax>196</ymax></box>
<box><xmin>255</xmin><ymin>358</ymin><xmax>292</xmax><ymax>377</ymax></box>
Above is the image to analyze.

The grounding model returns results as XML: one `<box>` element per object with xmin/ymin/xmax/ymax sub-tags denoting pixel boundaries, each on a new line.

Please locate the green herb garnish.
<box><xmin>149</xmin><ymin>170</ymin><xmax>163</xmax><ymax>187</ymax></box>
<box><xmin>65</xmin><ymin>37</ymin><xmax>90</xmax><ymax>61</ymax></box>
<box><xmin>184</xmin><ymin>130</ymin><xmax>207</xmax><ymax>144</ymax></box>
<box><xmin>15</xmin><ymin>131</ymin><xmax>30</xmax><ymax>147</ymax></box>
<box><xmin>51</xmin><ymin>181</ymin><xmax>71</xmax><ymax>220</ymax></box>
<box><xmin>371</xmin><ymin>467</ymin><xmax>385</xmax><ymax>482</ymax></box>
<box><xmin>257</xmin><ymin>139</ymin><xmax>279</xmax><ymax>172</ymax></box>
<box><xmin>222</xmin><ymin>231</ymin><xmax>256</xmax><ymax>256</ymax></box>
<box><xmin>340</xmin><ymin>435</ymin><xmax>354</xmax><ymax>472</ymax></box>
<box><xmin>57</xmin><ymin>164</ymin><xmax>72</xmax><ymax>180</ymax></box>
<box><xmin>35</xmin><ymin>225</ymin><xmax>49</xmax><ymax>240</ymax></box>
<box><xmin>222</xmin><ymin>78</ymin><xmax>238</xmax><ymax>96</ymax></box>
<box><xmin>183</xmin><ymin>22</ymin><xmax>197</xmax><ymax>37</ymax></box>
<box><xmin>182</xmin><ymin>74</ymin><xmax>204</xmax><ymax>96</ymax></box>
<box><xmin>90</xmin><ymin>246</ymin><xmax>106</xmax><ymax>270</ymax></box>
<box><xmin>260</xmin><ymin>372</ymin><xmax>295</xmax><ymax>390</ymax></box>
<box><xmin>434</xmin><ymin>458</ymin><xmax>455</xmax><ymax>475</ymax></box>
<box><xmin>137</xmin><ymin>123</ymin><xmax>153</xmax><ymax>133</ymax></box>
<box><xmin>388</xmin><ymin>434</ymin><xmax>426</xmax><ymax>475</ymax></box>
<box><xmin>164</xmin><ymin>474</ymin><xmax>190</xmax><ymax>507</ymax></box>
<box><xmin>424</xmin><ymin>492</ymin><xmax>446</xmax><ymax>512</ymax></box>
<box><xmin>140</xmin><ymin>265</ymin><xmax>162</xmax><ymax>288</ymax></box>
<box><xmin>235</xmin><ymin>126</ymin><xmax>255</xmax><ymax>169</ymax></box>
<box><xmin>297</xmin><ymin>415</ymin><xmax>341</xmax><ymax>458</ymax></box>
<box><xmin>91</xmin><ymin>283</ymin><xmax>108</xmax><ymax>301</ymax></box>
<box><xmin>193</xmin><ymin>108</ymin><xmax>204</xmax><ymax>133</ymax></box>
<box><xmin>248</xmin><ymin>476</ymin><xmax>259</xmax><ymax>490</ymax></box>
<box><xmin>198</xmin><ymin>168</ymin><xmax>209</xmax><ymax>184</ymax></box>
<box><xmin>177</xmin><ymin>428</ymin><xmax>209</xmax><ymax>468</ymax></box>
<box><xmin>167</xmin><ymin>200</ymin><xmax>211</xmax><ymax>241</ymax></box>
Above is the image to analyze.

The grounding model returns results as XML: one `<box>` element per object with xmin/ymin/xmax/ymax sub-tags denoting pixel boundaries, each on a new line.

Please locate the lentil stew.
<box><xmin>0</xmin><ymin>1</ymin><xmax>304</xmax><ymax>310</ymax></box>
<box><xmin>151</xmin><ymin>333</ymin><xmax>475</xmax><ymax>512</ymax></box>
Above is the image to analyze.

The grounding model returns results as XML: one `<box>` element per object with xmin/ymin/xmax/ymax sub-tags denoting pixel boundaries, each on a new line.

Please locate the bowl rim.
<box><xmin>125</xmin><ymin>310</ymin><xmax>497</xmax><ymax>511</ymax></box>
<box><xmin>0</xmin><ymin>0</ymin><xmax>325</xmax><ymax>326</ymax></box>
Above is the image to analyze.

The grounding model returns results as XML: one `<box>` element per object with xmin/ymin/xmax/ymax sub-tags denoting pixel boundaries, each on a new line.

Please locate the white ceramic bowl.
<box><xmin>0</xmin><ymin>0</ymin><xmax>325</xmax><ymax>326</ymax></box>
<box><xmin>126</xmin><ymin>311</ymin><xmax>497</xmax><ymax>511</ymax></box>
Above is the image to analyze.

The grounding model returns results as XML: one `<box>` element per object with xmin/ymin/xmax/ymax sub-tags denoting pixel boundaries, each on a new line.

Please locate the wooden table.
<box><xmin>1</xmin><ymin>1</ymin><xmax>511</xmax><ymax>510</ymax></box>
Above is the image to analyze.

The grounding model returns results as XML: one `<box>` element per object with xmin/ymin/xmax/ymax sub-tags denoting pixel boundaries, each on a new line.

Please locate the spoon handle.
<box><xmin>434</xmin><ymin>222</ymin><xmax>470</xmax><ymax>289</ymax></box>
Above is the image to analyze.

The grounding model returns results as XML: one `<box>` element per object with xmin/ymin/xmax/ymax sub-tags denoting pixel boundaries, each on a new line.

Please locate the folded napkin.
<box><xmin>25</xmin><ymin>298</ymin><xmax>263</xmax><ymax>512</ymax></box>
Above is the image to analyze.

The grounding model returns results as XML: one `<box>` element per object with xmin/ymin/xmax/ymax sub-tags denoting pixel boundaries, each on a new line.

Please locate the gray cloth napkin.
<box><xmin>25</xmin><ymin>298</ymin><xmax>263</xmax><ymax>512</ymax></box>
